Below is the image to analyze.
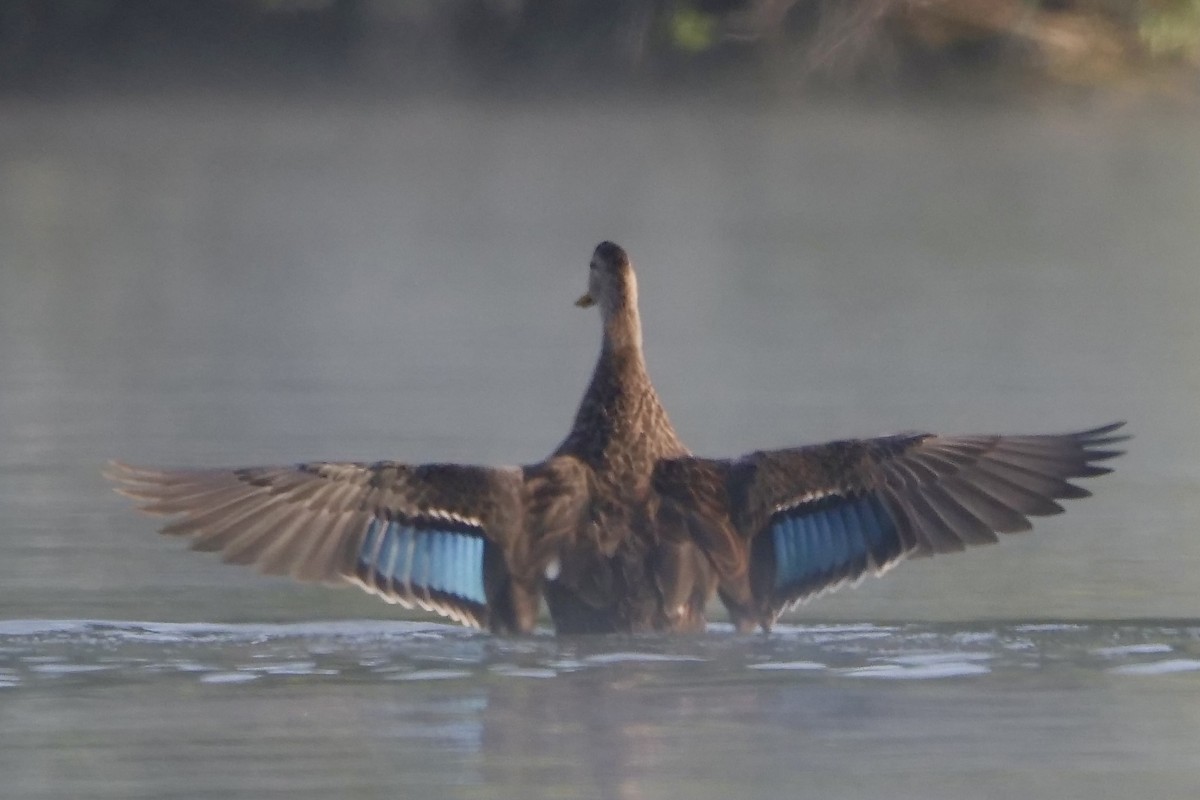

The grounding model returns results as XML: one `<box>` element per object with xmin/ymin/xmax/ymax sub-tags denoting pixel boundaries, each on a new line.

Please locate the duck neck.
<box><xmin>559</xmin><ymin>295</ymin><xmax>650</xmax><ymax>454</ymax></box>
<box><xmin>601</xmin><ymin>292</ymin><xmax>644</xmax><ymax>362</ymax></box>
<box><xmin>559</xmin><ymin>271</ymin><xmax>687</xmax><ymax>465</ymax></box>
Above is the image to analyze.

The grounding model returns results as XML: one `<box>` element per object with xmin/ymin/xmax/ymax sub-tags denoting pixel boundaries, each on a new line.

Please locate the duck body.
<box><xmin>109</xmin><ymin>242</ymin><xmax>1125</xmax><ymax>635</ymax></box>
<box><xmin>528</xmin><ymin>244</ymin><xmax>709</xmax><ymax>634</ymax></box>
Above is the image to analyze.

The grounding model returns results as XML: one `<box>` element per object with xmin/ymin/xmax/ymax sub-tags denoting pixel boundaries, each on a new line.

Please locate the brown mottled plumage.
<box><xmin>107</xmin><ymin>241</ymin><xmax>1126</xmax><ymax>634</ymax></box>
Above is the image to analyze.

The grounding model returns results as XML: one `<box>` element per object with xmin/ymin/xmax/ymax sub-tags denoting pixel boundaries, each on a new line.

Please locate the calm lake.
<box><xmin>0</xmin><ymin>94</ymin><xmax>1198</xmax><ymax>799</ymax></box>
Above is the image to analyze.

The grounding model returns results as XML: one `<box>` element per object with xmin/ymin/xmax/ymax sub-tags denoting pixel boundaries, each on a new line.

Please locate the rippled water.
<box><xmin>2</xmin><ymin>620</ymin><xmax>1199</xmax><ymax>800</ymax></box>
<box><xmin>4</xmin><ymin>620</ymin><xmax>1199</xmax><ymax>687</ymax></box>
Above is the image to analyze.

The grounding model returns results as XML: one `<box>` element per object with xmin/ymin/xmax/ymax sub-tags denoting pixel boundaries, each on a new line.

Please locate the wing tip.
<box><xmin>1075</xmin><ymin>420</ymin><xmax>1127</xmax><ymax>438</ymax></box>
<box><xmin>103</xmin><ymin>460</ymin><xmax>138</xmax><ymax>483</ymax></box>
<box><xmin>104</xmin><ymin>460</ymin><xmax>182</xmax><ymax>488</ymax></box>
<box><xmin>105</xmin><ymin>462</ymin><xmax>173</xmax><ymax>511</ymax></box>
<box><xmin>1074</xmin><ymin>421</ymin><xmax>1130</xmax><ymax>449</ymax></box>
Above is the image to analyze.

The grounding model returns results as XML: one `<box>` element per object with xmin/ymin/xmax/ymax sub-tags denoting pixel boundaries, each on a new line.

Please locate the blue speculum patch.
<box><xmin>770</xmin><ymin>494</ymin><xmax>896</xmax><ymax>592</ymax></box>
<box><xmin>357</xmin><ymin>518</ymin><xmax>487</xmax><ymax>605</ymax></box>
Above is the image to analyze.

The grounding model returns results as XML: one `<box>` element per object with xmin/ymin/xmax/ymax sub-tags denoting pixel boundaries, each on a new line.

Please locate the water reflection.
<box><xmin>1</xmin><ymin>620</ymin><xmax>1198</xmax><ymax>799</ymax></box>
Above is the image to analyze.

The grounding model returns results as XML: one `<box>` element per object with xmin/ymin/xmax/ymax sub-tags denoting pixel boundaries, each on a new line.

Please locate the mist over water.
<box><xmin>1</xmin><ymin>93</ymin><xmax>1198</xmax><ymax>798</ymax></box>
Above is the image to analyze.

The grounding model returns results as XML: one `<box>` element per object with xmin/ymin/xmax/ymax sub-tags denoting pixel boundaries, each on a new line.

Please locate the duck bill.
<box><xmin>575</xmin><ymin>293</ymin><xmax>595</xmax><ymax>308</ymax></box>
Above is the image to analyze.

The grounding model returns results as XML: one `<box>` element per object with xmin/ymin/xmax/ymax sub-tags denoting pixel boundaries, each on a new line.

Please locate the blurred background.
<box><xmin>1</xmin><ymin>0</ymin><xmax>1197</xmax><ymax>622</ymax></box>
<box><xmin>1</xmin><ymin>3</ymin><xmax>1199</xmax><ymax>799</ymax></box>
<box><xmin>1</xmin><ymin>0</ymin><xmax>1200</xmax><ymax>95</ymax></box>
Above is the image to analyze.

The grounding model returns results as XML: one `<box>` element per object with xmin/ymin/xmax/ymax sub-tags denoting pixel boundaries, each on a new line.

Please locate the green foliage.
<box><xmin>669</xmin><ymin>5</ymin><xmax>717</xmax><ymax>55</ymax></box>
<box><xmin>1140</xmin><ymin>0</ymin><xmax>1200</xmax><ymax>61</ymax></box>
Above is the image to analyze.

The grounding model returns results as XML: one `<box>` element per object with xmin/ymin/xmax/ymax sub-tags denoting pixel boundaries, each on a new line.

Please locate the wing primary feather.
<box><xmin>121</xmin><ymin>483</ymin><xmax>247</xmax><ymax>513</ymax></box>
<box><xmin>875</xmin><ymin>470</ymin><xmax>924</xmax><ymax>554</ymax></box>
<box><xmin>159</xmin><ymin>490</ymin><xmax>276</xmax><ymax>536</ymax></box>
<box><xmin>921</xmin><ymin>484</ymin><xmax>1000</xmax><ymax>545</ymax></box>
<box><xmin>853</xmin><ymin>494</ymin><xmax>897</xmax><ymax>570</ymax></box>
<box><xmin>297</xmin><ymin>510</ymin><xmax>366</xmax><ymax>583</ymax></box>
<box><xmin>254</xmin><ymin>506</ymin><xmax>324</xmax><ymax>575</ymax></box>
<box><xmin>988</xmin><ymin>446</ymin><xmax>1117</xmax><ymax>476</ymax></box>
<box><xmin>879</xmin><ymin>461</ymin><xmax>965</xmax><ymax>551</ymax></box>
<box><xmin>218</xmin><ymin>505</ymin><xmax>306</xmax><ymax>566</ymax></box>
<box><xmin>975</xmin><ymin>455</ymin><xmax>1093</xmax><ymax>499</ymax></box>
<box><xmin>939</xmin><ymin>476</ymin><xmax>1033</xmax><ymax>534</ymax></box>
<box><xmin>904</xmin><ymin>487</ymin><xmax>970</xmax><ymax>552</ymax></box>
<box><xmin>954</xmin><ymin>467</ymin><xmax>1064</xmax><ymax>517</ymax></box>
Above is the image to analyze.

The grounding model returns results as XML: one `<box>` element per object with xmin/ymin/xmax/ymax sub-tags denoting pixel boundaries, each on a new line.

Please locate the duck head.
<box><xmin>576</xmin><ymin>241</ymin><xmax>643</xmax><ymax>354</ymax></box>
<box><xmin>576</xmin><ymin>241</ymin><xmax>637</xmax><ymax>315</ymax></box>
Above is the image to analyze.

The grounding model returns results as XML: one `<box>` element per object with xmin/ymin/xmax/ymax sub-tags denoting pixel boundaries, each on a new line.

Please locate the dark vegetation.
<box><xmin>1</xmin><ymin>0</ymin><xmax>1197</xmax><ymax>96</ymax></box>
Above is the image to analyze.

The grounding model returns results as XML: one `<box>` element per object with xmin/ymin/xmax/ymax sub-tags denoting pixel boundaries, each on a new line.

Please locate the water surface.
<box><xmin>2</xmin><ymin>620</ymin><xmax>1199</xmax><ymax>800</ymax></box>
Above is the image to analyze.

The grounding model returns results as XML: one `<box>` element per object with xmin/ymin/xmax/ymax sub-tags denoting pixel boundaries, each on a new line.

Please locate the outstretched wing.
<box><xmin>107</xmin><ymin>460</ymin><xmax>526</xmax><ymax>630</ymax></box>
<box><xmin>654</xmin><ymin>422</ymin><xmax>1126</xmax><ymax>630</ymax></box>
